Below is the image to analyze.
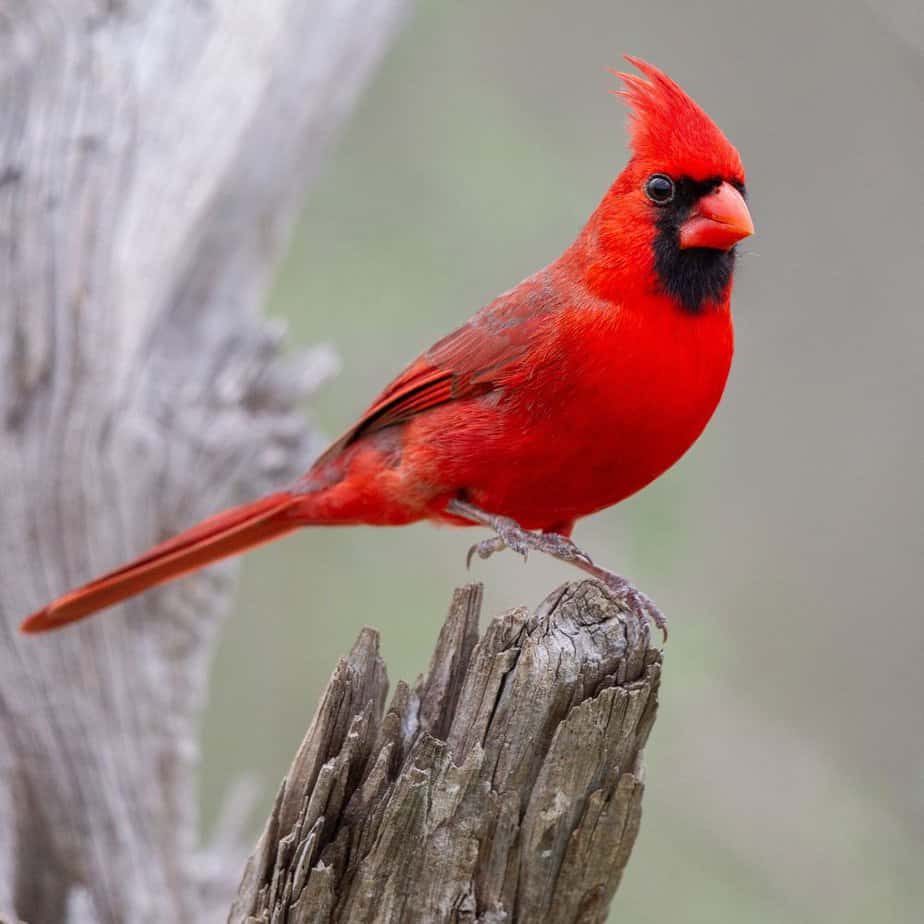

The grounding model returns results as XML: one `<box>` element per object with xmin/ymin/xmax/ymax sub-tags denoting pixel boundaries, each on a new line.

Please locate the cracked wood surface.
<box><xmin>0</xmin><ymin>2</ymin><xmax>408</xmax><ymax>921</ymax></box>
<box><xmin>231</xmin><ymin>580</ymin><xmax>661</xmax><ymax>924</ymax></box>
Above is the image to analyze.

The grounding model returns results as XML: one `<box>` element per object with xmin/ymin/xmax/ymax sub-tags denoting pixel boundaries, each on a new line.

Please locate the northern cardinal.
<box><xmin>22</xmin><ymin>58</ymin><xmax>752</xmax><ymax>638</ymax></box>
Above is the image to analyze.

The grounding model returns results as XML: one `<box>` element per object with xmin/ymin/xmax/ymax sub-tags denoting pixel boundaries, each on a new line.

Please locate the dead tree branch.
<box><xmin>231</xmin><ymin>580</ymin><xmax>662</xmax><ymax>924</ymax></box>
<box><xmin>0</xmin><ymin>2</ymin><xmax>408</xmax><ymax>922</ymax></box>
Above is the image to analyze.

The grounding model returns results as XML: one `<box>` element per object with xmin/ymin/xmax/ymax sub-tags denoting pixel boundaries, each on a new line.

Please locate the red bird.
<box><xmin>22</xmin><ymin>58</ymin><xmax>752</xmax><ymax>638</ymax></box>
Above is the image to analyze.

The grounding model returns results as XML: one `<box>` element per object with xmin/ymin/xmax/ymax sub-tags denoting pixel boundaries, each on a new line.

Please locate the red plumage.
<box><xmin>22</xmin><ymin>58</ymin><xmax>752</xmax><ymax>634</ymax></box>
<box><xmin>616</xmin><ymin>57</ymin><xmax>744</xmax><ymax>181</ymax></box>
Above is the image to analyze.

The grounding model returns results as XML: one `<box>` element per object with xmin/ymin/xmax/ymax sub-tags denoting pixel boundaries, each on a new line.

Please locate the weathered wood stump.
<box><xmin>232</xmin><ymin>580</ymin><xmax>661</xmax><ymax>924</ymax></box>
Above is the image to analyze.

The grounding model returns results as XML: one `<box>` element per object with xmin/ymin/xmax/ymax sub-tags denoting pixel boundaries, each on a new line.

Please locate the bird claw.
<box><xmin>449</xmin><ymin>498</ymin><xmax>668</xmax><ymax>644</ymax></box>
<box><xmin>595</xmin><ymin>573</ymin><xmax>669</xmax><ymax>644</ymax></box>
<box><xmin>467</xmin><ymin>515</ymin><xmax>592</xmax><ymax>568</ymax></box>
<box><xmin>534</xmin><ymin>532</ymin><xmax>594</xmax><ymax>566</ymax></box>
<box><xmin>466</xmin><ymin>535</ymin><xmax>507</xmax><ymax>568</ymax></box>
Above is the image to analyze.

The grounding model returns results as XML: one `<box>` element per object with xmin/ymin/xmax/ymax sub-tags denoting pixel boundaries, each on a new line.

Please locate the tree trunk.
<box><xmin>231</xmin><ymin>580</ymin><xmax>661</xmax><ymax>924</ymax></box>
<box><xmin>0</xmin><ymin>2</ymin><xmax>408</xmax><ymax>922</ymax></box>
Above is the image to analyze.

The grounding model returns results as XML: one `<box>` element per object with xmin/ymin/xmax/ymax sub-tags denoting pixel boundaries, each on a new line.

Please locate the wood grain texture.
<box><xmin>232</xmin><ymin>580</ymin><xmax>661</xmax><ymax>924</ymax></box>
<box><xmin>0</xmin><ymin>2</ymin><xmax>408</xmax><ymax>921</ymax></box>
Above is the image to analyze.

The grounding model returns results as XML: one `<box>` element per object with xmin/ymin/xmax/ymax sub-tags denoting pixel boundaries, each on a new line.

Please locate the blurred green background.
<box><xmin>201</xmin><ymin>1</ymin><xmax>924</xmax><ymax>920</ymax></box>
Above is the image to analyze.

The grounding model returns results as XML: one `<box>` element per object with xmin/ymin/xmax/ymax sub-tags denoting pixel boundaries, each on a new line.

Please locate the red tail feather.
<box><xmin>20</xmin><ymin>493</ymin><xmax>300</xmax><ymax>633</ymax></box>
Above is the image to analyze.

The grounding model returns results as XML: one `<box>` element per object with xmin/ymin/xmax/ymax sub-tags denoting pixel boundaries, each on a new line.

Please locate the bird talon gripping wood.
<box><xmin>22</xmin><ymin>57</ymin><xmax>751</xmax><ymax>637</ymax></box>
<box><xmin>450</xmin><ymin>496</ymin><xmax>668</xmax><ymax>642</ymax></box>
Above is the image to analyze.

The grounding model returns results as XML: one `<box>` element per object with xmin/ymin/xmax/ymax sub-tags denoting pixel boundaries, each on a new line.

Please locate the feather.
<box><xmin>610</xmin><ymin>57</ymin><xmax>745</xmax><ymax>183</ymax></box>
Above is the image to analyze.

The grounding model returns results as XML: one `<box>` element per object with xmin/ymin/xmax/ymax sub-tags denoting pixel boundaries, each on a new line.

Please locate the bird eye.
<box><xmin>645</xmin><ymin>174</ymin><xmax>675</xmax><ymax>204</ymax></box>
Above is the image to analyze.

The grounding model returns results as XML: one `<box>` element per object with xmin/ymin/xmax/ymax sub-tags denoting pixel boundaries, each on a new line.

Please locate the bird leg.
<box><xmin>446</xmin><ymin>498</ymin><xmax>668</xmax><ymax>642</ymax></box>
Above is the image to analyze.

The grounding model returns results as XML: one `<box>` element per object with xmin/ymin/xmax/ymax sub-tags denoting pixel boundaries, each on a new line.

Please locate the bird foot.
<box><xmin>448</xmin><ymin>498</ymin><xmax>667</xmax><ymax>643</ymax></box>
<box><xmin>584</xmin><ymin>566</ymin><xmax>669</xmax><ymax>644</ymax></box>
<box><xmin>465</xmin><ymin>515</ymin><xmax>592</xmax><ymax>568</ymax></box>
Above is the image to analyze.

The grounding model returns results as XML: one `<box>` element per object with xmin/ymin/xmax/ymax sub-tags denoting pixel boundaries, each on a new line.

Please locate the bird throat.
<box><xmin>652</xmin><ymin>229</ymin><xmax>736</xmax><ymax>314</ymax></box>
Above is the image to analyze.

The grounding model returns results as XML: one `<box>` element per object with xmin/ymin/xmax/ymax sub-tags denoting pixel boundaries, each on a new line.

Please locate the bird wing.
<box><xmin>315</xmin><ymin>276</ymin><xmax>557</xmax><ymax>464</ymax></box>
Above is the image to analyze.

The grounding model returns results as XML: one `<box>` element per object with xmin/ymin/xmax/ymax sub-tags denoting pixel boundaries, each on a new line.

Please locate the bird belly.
<box><xmin>434</xmin><ymin>407</ymin><xmax>712</xmax><ymax>530</ymax></box>
<box><xmin>420</xmin><ymin>307</ymin><xmax>733</xmax><ymax>530</ymax></box>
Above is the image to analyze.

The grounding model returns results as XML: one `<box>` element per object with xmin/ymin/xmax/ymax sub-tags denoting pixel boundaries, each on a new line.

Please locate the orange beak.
<box><xmin>679</xmin><ymin>182</ymin><xmax>753</xmax><ymax>251</ymax></box>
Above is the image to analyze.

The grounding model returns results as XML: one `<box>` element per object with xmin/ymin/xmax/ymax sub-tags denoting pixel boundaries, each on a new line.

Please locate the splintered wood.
<box><xmin>231</xmin><ymin>580</ymin><xmax>661</xmax><ymax>924</ymax></box>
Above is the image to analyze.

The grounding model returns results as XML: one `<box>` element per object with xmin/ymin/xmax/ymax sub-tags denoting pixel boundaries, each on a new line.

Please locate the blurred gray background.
<box><xmin>200</xmin><ymin>1</ymin><xmax>924</xmax><ymax>920</ymax></box>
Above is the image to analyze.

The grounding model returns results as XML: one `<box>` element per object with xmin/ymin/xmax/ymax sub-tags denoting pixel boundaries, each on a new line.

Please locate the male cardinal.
<box><xmin>22</xmin><ymin>58</ymin><xmax>752</xmax><ymax>638</ymax></box>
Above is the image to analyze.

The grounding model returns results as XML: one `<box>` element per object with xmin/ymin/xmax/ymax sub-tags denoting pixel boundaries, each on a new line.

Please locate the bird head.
<box><xmin>578</xmin><ymin>58</ymin><xmax>753</xmax><ymax>314</ymax></box>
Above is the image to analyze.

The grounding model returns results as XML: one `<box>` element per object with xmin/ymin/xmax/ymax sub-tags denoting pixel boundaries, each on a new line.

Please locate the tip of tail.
<box><xmin>19</xmin><ymin>491</ymin><xmax>302</xmax><ymax>636</ymax></box>
<box><xmin>20</xmin><ymin>591</ymin><xmax>102</xmax><ymax>633</ymax></box>
<box><xmin>20</xmin><ymin>606</ymin><xmax>70</xmax><ymax>634</ymax></box>
<box><xmin>20</xmin><ymin>609</ymin><xmax>51</xmax><ymax>634</ymax></box>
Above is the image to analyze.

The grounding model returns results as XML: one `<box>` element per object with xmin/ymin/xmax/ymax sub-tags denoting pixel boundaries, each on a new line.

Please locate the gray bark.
<box><xmin>0</xmin><ymin>2</ymin><xmax>408</xmax><ymax>922</ymax></box>
<box><xmin>231</xmin><ymin>580</ymin><xmax>661</xmax><ymax>924</ymax></box>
